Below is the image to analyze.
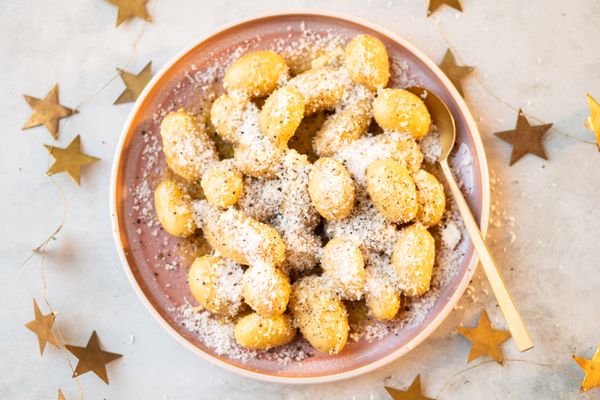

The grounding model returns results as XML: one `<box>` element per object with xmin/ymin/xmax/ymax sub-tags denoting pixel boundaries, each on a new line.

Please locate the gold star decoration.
<box><xmin>428</xmin><ymin>0</ymin><xmax>462</xmax><ymax>15</ymax></box>
<box><xmin>573</xmin><ymin>344</ymin><xmax>600</xmax><ymax>392</ymax></box>
<box><xmin>105</xmin><ymin>0</ymin><xmax>151</xmax><ymax>27</ymax></box>
<box><xmin>585</xmin><ymin>94</ymin><xmax>600</xmax><ymax>151</ymax></box>
<box><xmin>65</xmin><ymin>331</ymin><xmax>122</xmax><ymax>384</ymax></box>
<box><xmin>457</xmin><ymin>310</ymin><xmax>511</xmax><ymax>364</ymax></box>
<box><xmin>385</xmin><ymin>375</ymin><xmax>432</xmax><ymax>400</ymax></box>
<box><xmin>25</xmin><ymin>299</ymin><xmax>60</xmax><ymax>355</ymax></box>
<box><xmin>494</xmin><ymin>109</ymin><xmax>552</xmax><ymax>166</ymax></box>
<box><xmin>44</xmin><ymin>135</ymin><xmax>100</xmax><ymax>185</ymax></box>
<box><xmin>58</xmin><ymin>389</ymin><xmax>65</xmax><ymax>400</ymax></box>
<box><xmin>114</xmin><ymin>61</ymin><xmax>152</xmax><ymax>105</ymax></box>
<box><xmin>439</xmin><ymin>49</ymin><xmax>473</xmax><ymax>97</ymax></box>
<box><xmin>23</xmin><ymin>84</ymin><xmax>75</xmax><ymax>139</ymax></box>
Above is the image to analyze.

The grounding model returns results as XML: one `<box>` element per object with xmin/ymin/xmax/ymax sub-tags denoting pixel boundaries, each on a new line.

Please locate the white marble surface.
<box><xmin>2</xmin><ymin>1</ymin><xmax>600</xmax><ymax>399</ymax></box>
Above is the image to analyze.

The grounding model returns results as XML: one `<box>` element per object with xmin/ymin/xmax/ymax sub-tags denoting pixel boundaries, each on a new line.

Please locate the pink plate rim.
<box><xmin>109</xmin><ymin>9</ymin><xmax>490</xmax><ymax>384</ymax></box>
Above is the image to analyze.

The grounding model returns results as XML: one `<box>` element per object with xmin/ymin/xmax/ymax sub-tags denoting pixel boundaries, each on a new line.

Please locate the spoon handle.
<box><xmin>439</xmin><ymin>159</ymin><xmax>534</xmax><ymax>352</ymax></box>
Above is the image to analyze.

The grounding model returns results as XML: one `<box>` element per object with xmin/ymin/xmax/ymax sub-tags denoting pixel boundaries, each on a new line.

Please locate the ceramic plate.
<box><xmin>110</xmin><ymin>11</ymin><xmax>490</xmax><ymax>383</ymax></box>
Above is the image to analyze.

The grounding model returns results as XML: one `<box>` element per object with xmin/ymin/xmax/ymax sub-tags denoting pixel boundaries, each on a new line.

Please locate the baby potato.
<box><xmin>287</xmin><ymin>67</ymin><xmax>344</xmax><ymax>115</ymax></box>
<box><xmin>154</xmin><ymin>179</ymin><xmax>196</xmax><ymax>237</ymax></box>
<box><xmin>188</xmin><ymin>255</ymin><xmax>243</xmax><ymax>316</ymax></box>
<box><xmin>160</xmin><ymin>109</ymin><xmax>219</xmax><ymax>182</ymax></box>
<box><xmin>322</xmin><ymin>238</ymin><xmax>366</xmax><ymax>300</ymax></box>
<box><xmin>344</xmin><ymin>34</ymin><xmax>390</xmax><ymax>91</ymax></box>
<box><xmin>196</xmin><ymin>203</ymin><xmax>286</xmax><ymax>266</ymax></box>
<box><xmin>223</xmin><ymin>50</ymin><xmax>289</xmax><ymax>98</ymax></box>
<box><xmin>234</xmin><ymin>313</ymin><xmax>296</xmax><ymax>350</ymax></box>
<box><xmin>200</xmin><ymin>160</ymin><xmax>244</xmax><ymax>208</ymax></box>
<box><xmin>234</xmin><ymin>141</ymin><xmax>285</xmax><ymax>178</ymax></box>
<box><xmin>413</xmin><ymin>170</ymin><xmax>446</xmax><ymax>226</ymax></box>
<box><xmin>210</xmin><ymin>94</ymin><xmax>248</xmax><ymax>143</ymax></box>
<box><xmin>372</xmin><ymin>89</ymin><xmax>431</xmax><ymax>139</ymax></box>
<box><xmin>308</xmin><ymin>157</ymin><xmax>355</xmax><ymax>220</ymax></box>
<box><xmin>365</xmin><ymin>265</ymin><xmax>401</xmax><ymax>321</ymax></box>
<box><xmin>259</xmin><ymin>86</ymin><xmax>305</xmax><ymax>147</ymax></box>
<box><xmin>290</xmin><ymin>276</ymin><xmax>349</xmax><ymax>354</ymax></box>
<box><xmin>313</xmin><ymin>96</ymin><xmax>372</xmax><ymax>157</ymax></box>
<box><xmin>366</xmin><ymin>159</ymin><xmax>418</xmax><ymax>223</ymax></box>
<box><xmin>384</xmin><ymin>132</ymin><xmax>425</xmax><ymax>174</ymax></box>
<box><xmin>391</xmin><ymin>223</ymin><xmax>435</xmax><ymax>297</ymax></box>
<box><xmin>242</xmin><ymin>264</ymin><xmax>291</xmax><ymax>317</ymax></box>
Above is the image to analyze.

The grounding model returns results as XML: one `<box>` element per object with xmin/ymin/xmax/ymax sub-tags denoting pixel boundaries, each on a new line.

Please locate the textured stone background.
<box><xmin>1</xmin><ymin>1</ymin><xmax>599</xmax><ymax>399</ymax></box>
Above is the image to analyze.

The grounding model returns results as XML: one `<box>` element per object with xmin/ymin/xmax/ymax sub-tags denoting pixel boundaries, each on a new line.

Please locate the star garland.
<box><xmin>22</xmin><ymin>84</ymin><xmax>76</xmax><ymax>139</ymax></box>
<box><xmin>457</xmin><ymin>310</ymin><xmax>511</xmax><ymax>364</ymax></box>
<box><xmin>105</xmin><ymin>0</ymin><xmax>151</xmax><ymax>27</ymax></box>
<box><xmin>114</xmin><ymin>61</ymin><xmax>153</xmax><ymax>104</ymax></box>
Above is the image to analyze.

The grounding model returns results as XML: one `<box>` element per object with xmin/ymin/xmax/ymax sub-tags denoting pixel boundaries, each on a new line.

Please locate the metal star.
<box><xmin>458</xmin><ymin>310</ymin><xmax>511</xmax><ymax>364</ymax></box>
<box><xmin>58</xmin><ymin>389</ymin><xmax>65</xmax><ymax>400</ymax></box>
<box><xmin>438</xmin><ymin>49</ymin><xmax>473</xmax><ymax>96</ymax></box>
<box><xmin>44</xmin><ymin>135</ymin><xmax>100</xmax><ymax>185</ymax></box>
<box><xmin>585</xmin><ymin>94</ymin><xmax>600</xmax><ymax>151</ymax></box>
<box><xmin>114</xmin><ymin>61</ymin><xmax>152</xmax><ymax>104</ymax></box>
<box><xmin>385</xmin><ymin>375</ymin><xmax>432</xmax><ymax>400</ymax></box>
<box><xmin>494</xmin><ymin>109</ymin><xmax>552</xmax><ymax>166</ymax></box>
<box><xmin>105</xmin><ymin>0</ymin><xmax>151</xmax><ymax>27</ymax></box>
<box><xmin>428</xmin><ymin>0</ymin><xmax>462</xmax><ymax>16</ymax></box>
<box><xmin>23</xmin><ymin>84</ymin><xmax>75</xmax><ymax>139</ymax></box>
<box><xmin>573</xmin><ymin>345</ymin><xmax>600</xmax><ymax>392</ymax></box>
<box><xmin>25</xmin><ymin>299</ymin><xmax>60</xmax><ymax>355</ymax></box>
<box><xmin>65</xmin><ymin>331</ymin><xmax>122</xmax><ymax>384</ymax></box>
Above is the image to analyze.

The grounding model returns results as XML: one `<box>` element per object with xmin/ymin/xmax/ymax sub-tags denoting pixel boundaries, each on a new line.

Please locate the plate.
<box><xmin>110</xmin><ymin>11</ymin><xmax>490</xmax><ymax>384</ymax></box>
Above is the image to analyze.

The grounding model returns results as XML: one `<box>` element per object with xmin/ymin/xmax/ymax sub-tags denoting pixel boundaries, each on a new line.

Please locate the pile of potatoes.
<box><xmin>153</xmin><ymin>34</ymin><xmax>446</xmax><ymax>355</ymax></box>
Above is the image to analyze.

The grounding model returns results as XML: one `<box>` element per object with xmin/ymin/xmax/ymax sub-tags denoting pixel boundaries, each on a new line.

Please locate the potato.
<box><xmin>200</xmin><ymin>160</ymin><xmax>244</xmax><ymax>208</ymax></box>
<box><xmin>289</xmin><ymin>276</ymin><xmax>349</xmax><ymax>354</ymax></box>
<box><xmin>366</xmin><ymin>159</ymin><xmax>418</xmax><ymax>223</ymax></box>
<box><xmin>234</xmin><ymin>312</ymin><xmax>296</xmax><ymax>350</ymax></box>
<box><xmin>372</xmin><ymin>89</ymin><xmax>431</xmax><ymax>139</ymax></box>
<box><xmin>223</xmin><ymin>50</ymin><xmax>288</xmax><ymax>98</ymax></box>
<box><xmin>384</xmin><ymin>132</ymin><xmax>425</xmax><ymax>174</ymax></box>
<box><xmin>287</xmin><ymin>67</ymin><xmax>344</xmax><ymax>115</ymax></box>
<box><xmin>391</xmin><ymin>223</ymin><xmax>435</xmax><ymax>296</ymax></box>
<box><xmin>154</xmin><ymin>179</ymin><xmax>196</xmax><ymax>237</ymax></box>
<box><xmin>414</xmin><ymin>170</ymin><xmax>446</xmax><ymax>226</ymax></box>
<box><xmin>210</xmin><ymin>94</ymin><xmax>248</xmax><ymax>143</ymax></box>
<box><xmin>344</xmin><ymin>34</ymin><xmax>390</xmax><ymax>91</ymax></box>
<box><xmin>242</xmin><ymin>264</ymin><xmax>291</xmax><ymax>317</ymax></box>
<box><xmin>234</xmin><ymin>141</ymin><xmax>284</xmax><ymax>178</ymax></box>
<box><xmin>160</xmin><ymin>109</ymin><xmax>219</xmax><ymax>182</ymax></box>
<box><xmin>259</xmin><ymin>86</ymin><xmax>305</xmax><ymax>147</ymax></box>
<box><xmin>365</xmin><ymin>265</ymin><xmax>401</xmax><ymax>321</ymax></box>
<box><xmin>195</xmin><ymin>203</ymin><xmax>286</xmax><ymax>266</ymax></box>
<box><xmin>188</xmin><ymin>255</ymin><xmax>243</xmax><ymax>316</ymax></box>
<box><xmin>313</xmin><ymin>96</ymin><xmax>372</xmax><ymax>157</ymax></box>
<box><xmin>322</xmin><ymin>238</ymin><xmax>366</xmax><ymax>300</ymax></box>
<box><xmin>308</xmin><ymin>157</ymin><xmax>355</xmax><ymax>220</ymax></box>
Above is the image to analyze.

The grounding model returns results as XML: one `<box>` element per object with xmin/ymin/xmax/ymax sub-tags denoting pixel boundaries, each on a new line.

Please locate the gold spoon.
<box><xmin>407</xmin><ymin>86</ymin><xmax>534</xmax><ymax>352</ymax></box>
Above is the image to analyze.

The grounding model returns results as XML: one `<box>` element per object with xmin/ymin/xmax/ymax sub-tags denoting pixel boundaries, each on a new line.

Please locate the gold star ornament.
<box><xmin>573</xmin><ymin>344</ymin><xmax>600</xmax><ymax>392</ymax></box>
<box><xmin>44</xmin><ymin>135</ymin><xmax>100</xmax><ymax>185</ymax></box>
<box><xmin>114</xmin><ymin>61</ymin><xmax>152</xmax><ymax>104</ymax></box>
<box><xmin>105</xmin><ymin>0</ymin><xmax>151</xmax><ymax>27</ymax></box>
<box><xmin>458</xmin><ymin>310</ymin><xmax>511</xmax><ymax>364</ymax></box>
<box><xmin>439</xmin><ymin>49</ymin><xmax>473</xmax><ymax>96</ymax></box>
<box><xmin>58</xmin><ymin>389</ymin><xmax>65</xmax><ymax>400</ymax></box>
<box><xmin>65</xmin><ymin>331</ymin><xmax>122</xmax><ymax>384</ymax></box>
<box><xmin>585</xmin><ymin>94</ymin><xmax>600</xmax><ymax>151</ymax></box>
<box><xmin>25</xmin><ymin>299</ymin><xmax>60</xmax><ymax>355</ymax></box>
<box><xmin>385</xmin><ymin>375</ymin><xmax>432</xmax><ymax>400</ymax></box>
<box><xmin>494</xmin><ymin>109</ymin><xmax>552</xmax><ymax>166</ymax></box>
<box><xmin>23</xmin><ymin>84</ymin><xmax>75</xmax><ymax>139</ymax></box>
<box><xmin>428</xmin><ymin>0</ymin><xmax>462</xmax><ymax>15</ymax></box>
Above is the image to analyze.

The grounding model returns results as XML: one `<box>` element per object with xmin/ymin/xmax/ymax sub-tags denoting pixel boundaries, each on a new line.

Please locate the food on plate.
<box><xmin>149</xmin><ymin>33</ymin><xmax>457</xmax><ymax>357</ymax></box>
